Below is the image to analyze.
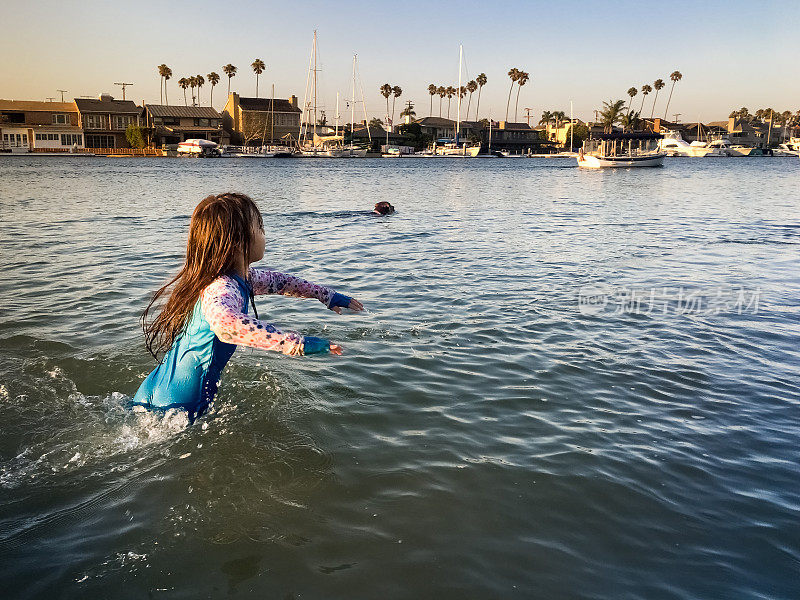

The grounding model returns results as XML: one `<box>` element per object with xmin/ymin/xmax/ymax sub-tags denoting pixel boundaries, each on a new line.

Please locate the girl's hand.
<box><xmin>331</xmin><ymin>297</ymin><xmax>364</xmax><ymax>314</ymax></box>
<box><xmin>330</xmin><ymin>343</ymin><xmax>343</xmax><ymax>355</ymax></box>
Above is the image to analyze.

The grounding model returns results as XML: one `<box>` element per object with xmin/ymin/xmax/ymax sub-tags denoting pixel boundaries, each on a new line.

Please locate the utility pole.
<box><xmin>673</xmin><ymin>113</ymin><xmax>681</xmax><ymax>123</ymax></box>
<box><xmin>114</xmin><ymin>82</ymin><xmax>133</xmax><ymax>101</ymax></box>
<box><xmin>523</xmin><ymin>108</ymin><xmax>533</xmax><ymax>126</ymax></box>
<box><xmin>57</xmin><ymin>90</ymin><xmax>68</xmax><ymax>102</ymax></box>
<box><xmin>46</xmin><ymin>97</ymin><xmax>56</xmax><ymax>102</ymax></box>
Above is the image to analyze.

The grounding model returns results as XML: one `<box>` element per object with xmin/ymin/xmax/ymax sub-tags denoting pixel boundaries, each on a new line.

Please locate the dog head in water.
<box><xmin>373</xmin><ymin>202</ymin><xmax>395</xmax><ymax>216</ymax></box>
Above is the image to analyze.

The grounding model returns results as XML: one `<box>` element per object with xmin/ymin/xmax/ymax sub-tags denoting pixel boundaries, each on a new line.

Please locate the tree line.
<box><xmin>155</xmin><ymin>60</ymin><xmax>267</xmax><ymax>107</ymax></box>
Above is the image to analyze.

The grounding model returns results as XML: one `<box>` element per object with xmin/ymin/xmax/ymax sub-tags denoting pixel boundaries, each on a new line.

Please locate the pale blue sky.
<box><xmin>2</xmin><ymin>0</ymin><xmax>798</xmax><ymax>123</ymax></box>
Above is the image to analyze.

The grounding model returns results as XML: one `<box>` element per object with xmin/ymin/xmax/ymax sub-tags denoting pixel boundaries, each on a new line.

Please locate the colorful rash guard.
<box><xmin>132</xmin><ymin>268</ymin><xmax>349</xmax><ymax>421</ymax></box>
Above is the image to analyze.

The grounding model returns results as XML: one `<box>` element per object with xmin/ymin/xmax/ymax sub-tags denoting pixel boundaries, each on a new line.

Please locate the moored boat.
<box><xmin>177</xmin><ymin>138</ymin><xmax>220</xmax><ymax>157</ymax></box>
<box><xmin>577</xmin><ymin>132</ymin><xmax>665</xmax><ymax>168</ymax></box>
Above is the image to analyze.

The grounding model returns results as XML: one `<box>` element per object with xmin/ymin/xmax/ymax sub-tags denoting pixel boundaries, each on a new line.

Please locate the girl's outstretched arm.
<box><xmin>249</xmin><ymin>267</ymin><xmax>363</xmax><ymax>313</ymax></box>
<box><xmin>202</xmin><ymin>276</ymin><xmax>330</xmax><ymax>356</ymax></box>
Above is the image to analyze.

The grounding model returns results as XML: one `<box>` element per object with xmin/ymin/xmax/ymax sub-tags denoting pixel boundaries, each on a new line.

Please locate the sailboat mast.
<box><xmin>313</xmin><ymin>30</ymin><xmax>317</xmax><ymax>144</ymax></box>
<box><xmin>456</xmin><ymin>44</ymin><xmax>462</xmax><ymax>145</ymax></box>
<box><xmin>351</xmin><ymin>55</ymin><xmax>356</xmax><ymax>152</ymax></box>
<box><xmin>335</xmin><ymin>92</ymin><xmax>339</xmax><ymax>137</ymax></box>
<box><xmin>271</xmin><ymin>83</ymin><xmax>275</xmax><ymax>147</ymax></box>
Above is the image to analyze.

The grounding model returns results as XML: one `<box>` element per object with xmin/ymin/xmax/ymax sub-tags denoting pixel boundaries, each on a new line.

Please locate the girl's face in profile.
<box><xmin>250</xmin><ymin>220</ymin><xmax>266</xmax><ymax>263</ymax></box>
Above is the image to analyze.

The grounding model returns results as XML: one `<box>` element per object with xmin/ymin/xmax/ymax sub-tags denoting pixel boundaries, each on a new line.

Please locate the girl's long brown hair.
<box><xmin>142</xmin><ymin>193</ymin><xmax>264</xmax><ymax>359</ymax></box>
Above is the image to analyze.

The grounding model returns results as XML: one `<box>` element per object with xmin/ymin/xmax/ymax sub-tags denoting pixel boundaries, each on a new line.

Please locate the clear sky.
<box><xmin>2</xmin><ymin>0</ymin><xmax>799</xmax><ymax>124</ymax></box>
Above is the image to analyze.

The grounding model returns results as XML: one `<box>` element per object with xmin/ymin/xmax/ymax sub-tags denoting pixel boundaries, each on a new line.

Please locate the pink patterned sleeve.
<box><xmin>249</xmin><ymin>267</ymin><xmax>334</xmax><ymax>307</ymax></box>
<box><xmin>201</xmin><ymin>276</ymin><xmax>305</xmax><ymax>356</ymax></box>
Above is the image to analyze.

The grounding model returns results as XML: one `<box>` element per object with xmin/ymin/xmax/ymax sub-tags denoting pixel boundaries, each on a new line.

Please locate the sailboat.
<box><xmin>329</xmin><ymin>55</ymin><xmax>369</xmax><ymax>158</ymax></box>
<box><xmin>296</xmin><ymin>31</ymin><xmax>330</xmax><ymax>157</ymax></box>
<box><xmin>432</xmin><ymin>45</ymin><xmax>481</xmax><ymax>157</ymax></box>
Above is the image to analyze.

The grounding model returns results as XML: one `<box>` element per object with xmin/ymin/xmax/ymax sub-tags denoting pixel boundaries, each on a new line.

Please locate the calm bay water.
<box><xmin>0</xmin><ymin>156</ymin><xmax>798</xmax><ymax>599</ymax></box>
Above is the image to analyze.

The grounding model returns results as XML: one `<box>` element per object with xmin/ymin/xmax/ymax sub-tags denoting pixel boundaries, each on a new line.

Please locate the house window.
<box><xmin>86</xmin><ymin>135</ymin><xmax>115</xmax><ymax>148</ymax></box>
<box><xmin>52</xmin><ymin>113</ymin><xmax>69</xmax><ymax>125</ymax></box>
<box><xmin>163</xmin><ymin>117</ymin><xmax>180</xmax><ymax>126</ymax></box>
<box><xmin>86</xmin><ymin>114</ymin><xmax>104</xmax><ymax>129</ymax></box>
<box><xmin>22</xmin><ymin>134</ymin><xmax>27</xmax><ymax>144</ymax></box>
<box><xmin>61</xmin><ymin>134</ymin><xmax>82</xmax><ymax>145</ymax></box>
<box><xmin>114</xmin><ymin>115</ymin><xmax>134</xmax><ymax>129</ymax></box>
<box><xmin>36</xmin><ymin>133</ymin><xmax>44</xmax><ymax>141</ymax></box>
<box><xmin>196</xmin><ymin>118</ymin><xmax>210</xmax><ymax>127</ymax></box>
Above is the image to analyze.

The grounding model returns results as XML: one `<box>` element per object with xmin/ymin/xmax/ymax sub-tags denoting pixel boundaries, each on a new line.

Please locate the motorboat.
<box><xmin>659</xmin><ymin>130</ymin><xmax>712</xmax><ymax>157</ymax></box>
<box><xmin>774</xmin><ymin>143</ymin><xmax>800</xmax><ymax>157</ymax></box>
<box><xmin>690</xmin><ymin>137</ymin><xmax>733</xmax><ymax>157</ymax></box>
<box><xmin>432</xmin><ymin>141</ymin><xmax>481</xmax><ymax>157</ymax></box>
<box><xmin>177</xmin><ymin>139</ymin><xmax>220</xmax><ymax>157</ymax></box>
<box><xmin>577</xmin><ymin>132</ymin><xmax>665</xmax><ymax>168</ymax></box>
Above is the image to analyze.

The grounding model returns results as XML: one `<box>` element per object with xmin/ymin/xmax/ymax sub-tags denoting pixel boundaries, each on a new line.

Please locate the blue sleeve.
<box><xmin>302</xmin><ymin>336</ymin><xmax>330</xmax><ymax>355</ymax></box>
<box><xmin>328</xmin><ymin>292</ymin><xmax>352</xmax><ymax>309</ymax></box>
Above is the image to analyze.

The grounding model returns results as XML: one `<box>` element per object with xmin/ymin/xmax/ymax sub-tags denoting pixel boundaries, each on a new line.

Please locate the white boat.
<box><xmin>659</xmin><ymin>130</ymin><xmax>712</xmax><ymax>157</ymax></box>
<box><xmin>177</xmin><ymin>138</ymin><xmax>220</xmax><ymax>157</ymax></box>
<box><xmin>774</xmin><ymin>143</ymin><xmax>800</xmax><ymax>157</ymax></box>
<box><xmin>577</xmin><ymin>132</ymin><xmax>665</xmax><ymax>168</ymax></box>
<box><xmin>728</xmin><ymin>145</ymin><xmax>762</xmax><ymax>157</ymax></box>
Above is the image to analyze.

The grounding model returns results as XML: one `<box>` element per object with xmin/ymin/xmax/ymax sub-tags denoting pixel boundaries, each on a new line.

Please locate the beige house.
<box><xmin>0</xmin><ymin>99</ymin><xmax>84</xmax><ymax>151</ymax></box>
<box><xmin>142</xmin><ymin>104</ymin><xmax>228</xmax><ymax>146</ymax></box>
<box><xmin>222</xmin><ymin>92</ymin><xmax>301</xmax><ymax>145</ymax></box>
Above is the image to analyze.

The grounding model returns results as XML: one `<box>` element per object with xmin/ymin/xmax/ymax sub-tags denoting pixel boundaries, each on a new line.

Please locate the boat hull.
<box><xmin>433</xmin><ymin>145</ymin><xmax>481</xmax><ymax>157</ymax></box>
<box><xmin>577</xmin><ymin>153</ymin><xmax>665</xmax><ymax>168</ymax></box>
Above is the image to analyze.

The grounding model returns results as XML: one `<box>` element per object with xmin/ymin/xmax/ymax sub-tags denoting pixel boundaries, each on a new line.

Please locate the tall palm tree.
<box><xmin>189</xmin><ymin>76</ymin><xmax>198</xmax><ymax>106</ymax></box>
<box><xmin>626</xmin><ymin>86</ymin><xmax>638</xmax><ymax>113</ymax></box>
<box><xmin>651</xmin><ymin>78</ymin><xmax>665</xmax><ymax>119</ymax></box>
<box><xmin>599</xmin><ymin>99</ymin><xmax>626</xmax><ymax>133</ymax></box>
<box><xmin>195</xmin><ymin>74</ymin><xmax>204</xmax><ymax>106</ymax></box>
<box><xmin>391</xmin><ymin>85</ymin><xmax>402</xmax><ymax>127</ymax></box>
<box><xmin>157</xmin><ymin>64</ymin><xmax>169</xmax><ymax>104</ymax></box>
<box><xmin>445</xmin><ymin>86</ymin><xmax>455</xmax><ymax>120</ymax></box>
<box><xmin>437</xmin><ymin>86</ymin><xmax>446</xmax><ymax>117</ymax></box>
<box><xmin>475</xmin><ymin>73</ymin><xmax>487</xmax><ymax>121</ymax></box>
<box><xmin>553</xmin><ymin>110</ymin><xmax>566</xmax><ymax>134</ymax></box>
<box><xmin>207</xmin><ymin>72</ymin><xmax>220</xmax><ymax>107</ymax></box>
<box><xmin>621</xmin><ymin>110</ymin><xmax>641</xmax><ymax>132</ymax></box>
<box><xmin>164</xmin><ymin>67</ymin><xmax>172</xmax><ymax>105</ymax></box>
<box><xmin>514</xmin><ymin>71</ymin><xmax>529</xmax><ymax>122</ymax></box>
<box><xmin>178</xmin><ymin>77</ymin><xmax>190</xmax><ymax>106</ymax></box>
<box><xmin>223</xmin><ymin>64</ymin><xmax>237</xmax><ymax>96</ymax></box>
<box><xmin>466</xmin><ymin>80</ymin><xmax>477</xmax><ymax>122</ymax></box>
<box><xmin>663</xmin><ymin>70</ymin><xmax>682</xmax><ymax>120</ymax></box>
<box><xmin>639</xmin><ymin>84</ymin><xmax>652</xmax><ymax>114</ymax></box>
<box><xmin>380</xmin><ymin>84</ymin><xmax>392</xmax><ymax>126</ymax></box>
<box><xmin>428</xmin><ymin>83</ymin><xmax>437</xmax><ymax>116</ymax></box>
<box><xmin>251</xmin><ymin>59</ymin><xmax>265</xmax><ymax>97</ymax></box>
<box><xmin>505</xmin><ymin>68</ymin><xmax>520</xmax><ymax>121</ymax></box>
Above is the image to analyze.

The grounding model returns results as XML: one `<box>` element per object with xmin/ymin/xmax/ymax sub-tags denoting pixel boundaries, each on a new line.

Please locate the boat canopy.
<box><xmin>594</xmin><ymin>132</ymin><xmax>663</xmax><ymax>140</ymax></box>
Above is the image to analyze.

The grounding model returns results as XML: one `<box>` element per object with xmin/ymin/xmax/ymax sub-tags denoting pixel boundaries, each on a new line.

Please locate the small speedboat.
<box><xmin>177</xmin><ymin>139</ymin><xmax>220</xmax><ymax>157</ymax></box>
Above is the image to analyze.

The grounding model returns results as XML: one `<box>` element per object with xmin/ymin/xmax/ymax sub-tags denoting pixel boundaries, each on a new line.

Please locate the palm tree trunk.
<box><xmin>639</xmin><ymin>95</ymin><xmax>646</xmax><ymax>114</ymax></box>
<box><xmin>447</xmin><ymin>98</ymin><xmax>451</xmax><ymax>120</ymax></box>
<box><xmin>476</xmin><ymin>88</ymin><xmax>482</xmax><ymax>121</ymax></box>
<box><xmin>256</xmin><ymin>75</ymin><xmax>259</xmax><ymax>97</ymax></box>
<box><xmin>505</xmin><ymin>82</ymin><xmax>514</xmax><ymax>121</ymax></box>
<box><xmin>650</xmin><ymin>90</ymin><xmax>659</xmax><ymax>119</ymax></box>
<box><xmin>467</xmin><ymin>93</ymin><xmax>472</xmax><ymax>123</ymax></box>
<box><xmin>210</xmin><ymin>86</ymin><xmax>214</xmax><ymax>107</ymax></box>
<box><xmin>430</xmin><ymin>96</ymin><xmax>433</xmax><ymax>117</ymax></box>
<box><xmin>391</xmin><ymin>97</ymin><xmax>396</xmax><ymax>127</ymax></box>
<box><xmin>664</xmin><ymin>82</ymin><xmax>676</xmax><ymax>120</ymax></box>
<box><xmin>227</xmin><ymin>78</ymin><xmax>231</xmax><ymax>97</ymax></box>
<box><xmin>183</xmin><ymin>89</ymin><xmax>187</xmax><ymax>107</ymax></box>
<box><xmin>514</xmin><ymin>85</ymin><xmax>522</xmax><ymax>122</ymax></box>
<box><xmin>165</xmin><ymin>84</ymin><xmax>168</xmax><ymax>105</ymax></box>
<box><xmin>160</xmin><ymin>77</ymin><xmax>163</xmax><ymax>104</ymax></box>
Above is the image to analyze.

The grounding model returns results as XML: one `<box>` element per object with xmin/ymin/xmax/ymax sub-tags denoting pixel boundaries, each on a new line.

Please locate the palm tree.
<box><xmin>553</xmin><ymin>110</ymin><xmax>566</xmax><ymax>134</ymax></box>
<box><xmin>428</xmin><ymin>84</ymin><xmax>437</xmax><ymax>116</ymax></box>
<box><xmin>400</xmin><ymin>104</ymin><xmax>416</xmax><ymax>118</ymax></box>
<box><xmin>514</xmin><ymin>71</ymin><xmax>529</xmax><ymax>122</ymax></box>
<box><xmin>599</xmin><ymin>99</ymin><xmax>626</xmax><ymax>133</ymax></box>
<box><xmin>251</xmin><ymin>59</ymin><xmax>265</xmax><ymax>97</ymax></box>
<box><xmin>437</xmin><ymin>86</ymin><xmax>446</xmax><ymax>117</ymax></box>
<box><xmin>223</xmin><ymin>64</ymin><xmax>237</xmax><ymax>96</ymax></box>
<box><xmin>163</xmin><ymin>67</ymin><xmax>172</xmax><ymax>105</ymax></box>
<box><xmin>639</xmin><ymin>84</ymin><xmax>652</xmax><ymax>114</ymax></box>
<box><xmin>475</xmin><ymin>73</ymin><xmax>487</xmax><ymax>121</ymax></box>
<box><xmin>539</xmin><ymin>110</ymin><xmax>553</xmax><ymax>140</ymax></box>
<box><xmin>505</xmin><ymin>68</ymin><xmax>520</xmax><ymax>121</ymax></box>
<box><xmin>663</xmin><ymin>70</ymin><xmax>682</xmax><ymax>120</ymax></box>
<box><xmin>391</xmin><ymin>85</ymin><xmax>402</xmax><ymax>127</ymax></box>
<box><xmin>207</xmin><ymin>72</ymin><xmax>220</xmax><ymax>107</ymax></box>
<box><xmin>189</xmin><ymin>76</ymin><xmax>198</xmax><ymax>106</ymax></box>
<box><xmin>651</xmin><ymin>78</ymin><xmax>665</xmax><ymax>119</ymax></box>
<box><xmin>621</xmin><ymin>110</ymin><xmax>641</xmax><ymax>132</ymax></box>
<box><xmin>466</xmin><ymin>80</ymin><xmax>477</xmax><ymax>122</ymax></box>
<box><xmin>627</xmin><ymin>87</ymin><xmax>638</xmax><ymax>113</ymax></box>
<box><xmin>178</xmin><ymin>77</ymin><xmax>190</xmax><ymax>106</ymax></box>
<box><xmin>445</xmin><ymin>86</ymin><xmax>455</xmax><ymax>119</ymax></box>
<box><xmin>157</xmin><ymin>64</ymin><xmax>169</xmax><ymax>104</ymax></box>
<box><xmin>380</xmin><ymin>83</ymin><xmax>392</xmax><ymax>126</ymax></box>
<box><xmin>195</xmin><ymin>74</ymin><xmax>204</xmax><ymax>106</ymax></box>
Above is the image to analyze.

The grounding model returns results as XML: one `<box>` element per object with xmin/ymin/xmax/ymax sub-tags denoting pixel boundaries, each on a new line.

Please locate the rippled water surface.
<box><xmin>1</xmin><ymin>156</ymin><xmax>799</xmax><ymax>599</ymax></box>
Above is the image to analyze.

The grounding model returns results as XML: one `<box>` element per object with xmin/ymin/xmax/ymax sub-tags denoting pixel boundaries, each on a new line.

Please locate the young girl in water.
<box><xmin>133</xmin><ymin>192</ymin><xmax>363</xmax><ymax>421</ymax></box>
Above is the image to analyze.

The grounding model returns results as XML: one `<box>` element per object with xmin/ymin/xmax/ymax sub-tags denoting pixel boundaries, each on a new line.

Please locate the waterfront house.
<box><xmin>141</xmin><ymin>104</ymin><xmax>229</xmax><ymax>146</ymax></box>
<box><xmin>0</xmin><ymin>99</ymin><xmax>84</xmax><ymax>151</ymax></box>
<box><xmin>486</xmin><ymin>121</ymin><xmax>547</xmax><ymax>154</ymax></box>
<box><xmin>222</xmin><ymin>92</ymin><xmax>301</xmax><ymax>145</ymax></box>
<box><xmin>74</xmin><ymin>94</ymin><xmax>140</xmax><ymax>148</ymax></box>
